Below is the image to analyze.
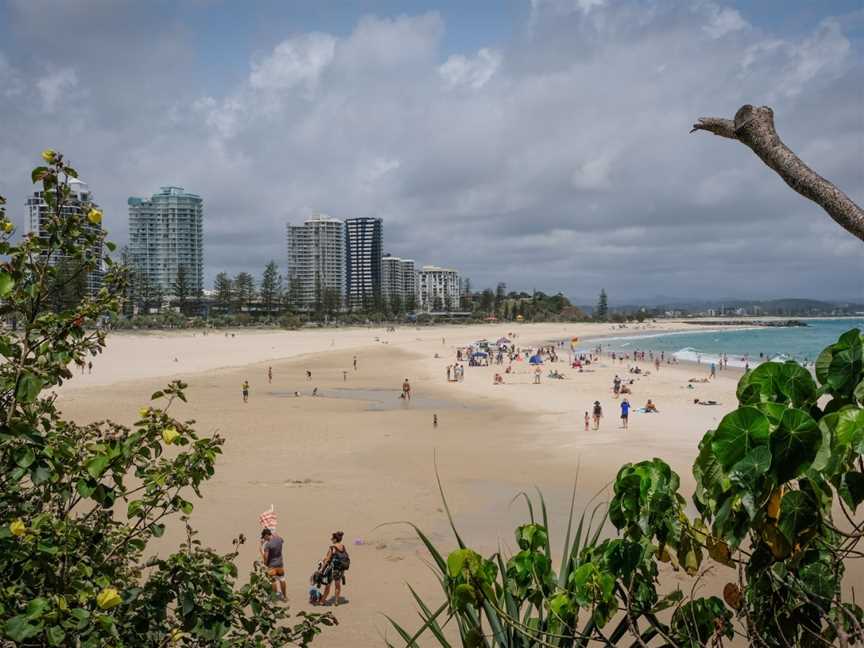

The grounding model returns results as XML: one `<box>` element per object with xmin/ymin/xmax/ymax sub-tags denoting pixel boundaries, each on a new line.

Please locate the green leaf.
<box><xmin>712</xmin><ymin>407</ymin><xmax>770</xmax><ymax>469</ymax></box>
<box><xmin>86</xmin><ymin>454</ymin><xmax>110</xmax><ymax>479</ymax></box>
<box><xmin>777</xmin><ymin>362</ymin><xmax>818</xmax><ymax>406</ymax></box>
<box><xmin>837</xmin><ymin>472</ymin><xmax>864</xmax><ymax>510</ymax></box>
<box><xmin>770</xmin><ymin>409</ymin><xmax>821</xmax><ymax>482</ymax></box>
<box><xmin>31</xmin><ymin>166</ymin><xmax>50</xmax><ymax>183</ymax></box>
<box><xmin>16</xmin><ymin>373</ymin><xmax>44</xmax><ymax>403</ymax></box>
<box><xmin>150</xmin><ymin>523</ymin><xmax>165</xmax><ymax>537</ymax></box>
<box><xmin>46</xmin><ymin>626</ymin><xmax>65</xmax><ymax>646</ymax></box>
<box><xmin>728</xmin><ymin>445</ymin><xmax>772</xmax><ymax>492</ymax></box>
<box><xmin>180</xmin><ymin>500</ymin><xmax>194</xmax><ymax>515</ymax></box>
<box><xmin>778</xmin><ymin>490</ymin><xmax>819</xmax><ymax>545</ymax></box>
<box><xmin>854</xmin><ymin>378</ymin><xmax>864</xmax><ymax>405</ymax></box>
<box><xmin>4</xmin><ymin>615</ymin><xmax>40</xmax><ymax>641</ymax></box>
<box><xmin>815</xmin><ymin>346</ymin><xmax>833</xmax><ymax>386</ymax></box>
<box><xmin>0</xmin><ymin>271</ymin><xmax>14</xmax><ymax>297</ymax></box>
<box><xmin>105</xmin><ymin>241</ymin><xmax>116</xmax><ymax>252</ymax></box>
<box><xmin>15</xmin><ymin>446</ymin><xmax>36</xmax><ymax>468</ymax></box>
<box><xmin>799</xmin><ymin>561</ymin><xmax>836</xmax><ymax>602</ymax></box>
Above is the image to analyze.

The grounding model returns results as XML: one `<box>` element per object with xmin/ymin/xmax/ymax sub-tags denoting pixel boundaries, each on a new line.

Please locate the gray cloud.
<box><xmin>0</xmin><ymin>1</ymin><xmax>861</xmax><ymax>303</ymax></box>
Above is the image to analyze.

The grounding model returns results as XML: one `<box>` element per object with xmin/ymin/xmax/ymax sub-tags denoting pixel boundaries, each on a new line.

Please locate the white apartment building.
<box><xmin>417</xmin><ymin>265</ymin><xmax>461</xmax><ymax>312</ymax></box>
<box><xmin>128</xmin><ymin>186</ymin><xmax>204</xmax><ymax>297</ymax></box>
<box><xmin>26</xmin><ymin>178</ymin><xmax>104</xmax><ymax>296</ymax></box>
<box><xmin>382</xmin><ymin>255</ymin><xmax>416</xmax><ymax>308</ymax></box>
<box><xmin>286</xmin><ymin>214</ymin><xmax>345</xmax><ymax>310</ymax></box>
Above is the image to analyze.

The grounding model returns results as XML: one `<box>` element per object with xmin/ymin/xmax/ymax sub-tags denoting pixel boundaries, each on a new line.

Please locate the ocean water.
<box><xmin>593</xmin><ymin>318</ymin><xmax>864</xmax><ymax>368</ymax></box>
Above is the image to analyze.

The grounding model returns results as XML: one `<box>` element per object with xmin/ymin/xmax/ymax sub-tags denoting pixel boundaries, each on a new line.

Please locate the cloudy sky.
<box><xmin>0</xmin><ymin>0</ymin><xmax>861</xmax><ymax>303</ymax></box>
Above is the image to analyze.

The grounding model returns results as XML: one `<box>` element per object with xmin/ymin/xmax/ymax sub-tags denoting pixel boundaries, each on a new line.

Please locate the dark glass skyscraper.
<box><xmin>344</xmin><ymin>217</ymin><xmax>383</xmax><ymax>310</ymax></box>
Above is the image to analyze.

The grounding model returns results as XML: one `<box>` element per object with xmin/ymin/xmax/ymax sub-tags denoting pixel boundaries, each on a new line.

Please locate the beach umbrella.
<box><xmin>496</xmin><ymin>337</ymin><xmax>510</xmax><ymax>345</ymax></box>
<box><xmin>529</xmin><ymin>354</ymin><xmax>544</xmax><ymax>365</ymax></box>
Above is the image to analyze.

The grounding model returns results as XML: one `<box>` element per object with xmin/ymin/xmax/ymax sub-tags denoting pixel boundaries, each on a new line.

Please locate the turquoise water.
<box><xmin>595</xmin><ymin>318</ymin><xmax>864</xmax><ymax>367</ymax></box>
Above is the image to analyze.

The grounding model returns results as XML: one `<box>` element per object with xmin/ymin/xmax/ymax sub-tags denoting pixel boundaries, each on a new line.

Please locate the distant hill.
<box><xmin>577</xmin><ymin>297</ymin><xmax>864</xmax><ymax>317</ymax></box>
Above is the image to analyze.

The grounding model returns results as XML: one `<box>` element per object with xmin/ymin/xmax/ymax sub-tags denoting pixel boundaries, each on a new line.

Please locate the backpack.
<box><xmin>331</xmin><ymin>546</ymin><xmax>350</xmax><ymax>571</ymax></box>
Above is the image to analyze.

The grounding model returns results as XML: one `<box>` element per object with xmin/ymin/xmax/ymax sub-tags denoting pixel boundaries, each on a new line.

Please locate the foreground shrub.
<box><xmin>396</xmin><ymin>330</ymin><xmax>864</xmax><ymax>646</ymax></box>
<box><xmin>0</xmin><ymin>153</ymin><xmax>335</xmax><ymax>646</ymax></box>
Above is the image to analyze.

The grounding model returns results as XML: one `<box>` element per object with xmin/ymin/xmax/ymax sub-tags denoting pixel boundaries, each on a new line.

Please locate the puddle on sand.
<box><xmin>268</xmin><ymin>387</ymin><xmax>482</xmax><ymax>412</ymax></box>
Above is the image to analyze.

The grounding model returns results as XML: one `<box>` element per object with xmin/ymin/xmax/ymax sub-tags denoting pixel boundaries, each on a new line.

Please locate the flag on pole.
<box><xmin>259</xmin><ymin>505</ymin><xmax>277</xmax><ymax>530</ymax></box>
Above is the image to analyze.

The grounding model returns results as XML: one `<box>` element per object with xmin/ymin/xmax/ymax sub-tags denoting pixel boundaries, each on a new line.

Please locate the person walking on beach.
<box><xmin>319</xmin><ymin>531</ymin><xmax>349</xmax><ymax>606</ymax></box>
<box><xmin>402</xmin><ymin>378</ymin><xmax>412</xmax><ymax>400</ymax></box>
<box><xmin>592</xmin><ymin>401</ymin><xmax>602</xmax><ymax>430</ymax></box>
<box><xmin>260</xmin><ymin>528</ymin><xmax>287</xmax><ymax>600</ymax></box>
<box><xmin>613</xmin><ymin>375</ymin><xmax>621</xmax><ymax>398</ymax></box>
<box><xmin>710</xmin><ymin>362</ymin><xmax>716</xmax><ymax>379</ymax></box>
<box><xmin>306</xmin><ymin>370</ymin><xmax>312</xmax><ymax>381</ymax></box>
<box><xmin>268</xmin><ymin>366</ymin><xmax>273</xmax><ymax>384</ymax></box>
<box><xmin>620</xmin><ymin>399</ymin><xmax>630</xmax><ymax>429</ymax></box>
<box><xmin>584</xmin><ymin>411</ymin><xmax>590</xmax><ymax>432</ymax></box>
<box><xmin>353</xmin><ymin>355</ymin><xmax>357</xmax><ymax>371</ymax></box>
<box><xmin>534</xmin><ymin>366</ymin><xmax>542</xmax><ymax>384</ymax></box>
<box><xmin>242</xmin><ymin>380</ymin><xmax>250</xmax><ymax>403</ymax></box>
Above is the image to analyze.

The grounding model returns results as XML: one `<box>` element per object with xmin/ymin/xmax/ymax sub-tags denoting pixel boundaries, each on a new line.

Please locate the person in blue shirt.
<box><xmin>620</xmin><ymin>399</ymin><xmax>630</xmax><ymax>429</ymax></box>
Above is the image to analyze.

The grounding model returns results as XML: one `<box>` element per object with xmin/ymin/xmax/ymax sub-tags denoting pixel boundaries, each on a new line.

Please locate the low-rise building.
<box><xmin>417</xmin><ymin>265</ymin><xmax>460</xmax><ymax>312</ymax></box>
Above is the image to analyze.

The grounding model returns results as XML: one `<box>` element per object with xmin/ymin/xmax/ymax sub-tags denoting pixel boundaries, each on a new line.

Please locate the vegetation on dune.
<box><xmin>0</xmin><ymin>153</ymin><xmax>335</xmax><ymax>646</ymax></box>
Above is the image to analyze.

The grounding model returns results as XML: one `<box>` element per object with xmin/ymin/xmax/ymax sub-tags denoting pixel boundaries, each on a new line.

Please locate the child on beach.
<box><xmin>584</xmin><ymin>411</ymin><xmax>589</xmax><ymax>431</ymax></box>
<box><xmin>242</xmin><ymin>380</ymin><xmax>249</xmax><ymax>403</ymax></box>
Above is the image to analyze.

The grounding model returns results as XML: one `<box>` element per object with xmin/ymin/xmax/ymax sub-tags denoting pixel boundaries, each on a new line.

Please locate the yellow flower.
<box><xmin>87</xmin><ymin>209</ymin><xmax>103</xmax><ymax>225</ymax></box>
<box><xmin>138</xmin><ymin>407</ymin><xmax>150</xmax><ymax>418</ymax></box>
<box><xmin>2</xmin><ymin>221</ymin><xmax>13</xmax><ymax>234</ymax></box>
<box><xmin>9</xmin><ymin>519</ymin><xmax>26</xmax><ymax>537</ymax></box>
<box><xmin>96</xmin><ymin>587</ymin><xmax>122</xmax><ymax>610</ymax></box>
<box><xmin>161</xmin><ymin>426</ymin><xmax>179</xmax><ymax>445</ymax></box>
<box><xmin>41</xmin><ymin>149</ymin><xmax>56</xmax><ymax>163</ymax></box>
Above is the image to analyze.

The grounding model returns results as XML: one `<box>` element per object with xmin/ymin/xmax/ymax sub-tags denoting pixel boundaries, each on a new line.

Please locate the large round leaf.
<box><xmin>737</xmin><ymin>364</ymin><xmax>781</xmax><ymax>405</ymax></box>
<box><xmin>728</xmin><ymin>445</ymin><xmax>772</xmax><ymax>492</ymax></box>
<box><xmin>776</xmin><ymin>362</ymin><xmax>818</xmax><ymax>407</ymax></box>
<box><xmin>711</xmin><ymin>407</ymin><xmax>770</xmax><ymax>470</ymax></box>
<box><xmin>777</xmin><ymin>490</ymin><xmax>820</xmax><ymax>545</ymax></box>
<box><xmin>770</xmin><ymin>408</ymin><xmax>821</xmax><ymax>483</ymax></box>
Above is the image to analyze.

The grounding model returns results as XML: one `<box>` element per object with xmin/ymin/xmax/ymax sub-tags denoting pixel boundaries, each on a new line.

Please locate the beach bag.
<box><xmin>332</xmin><ymin>547</ymin><xmax>350</xmax><ymax>571</ymax></box>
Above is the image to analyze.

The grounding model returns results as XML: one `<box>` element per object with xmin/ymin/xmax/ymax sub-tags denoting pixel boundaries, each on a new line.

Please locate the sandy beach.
<box><xmin>57</xmin><ymin>322</ymin><xmax>744</xmax><ymax>646</ymax></box>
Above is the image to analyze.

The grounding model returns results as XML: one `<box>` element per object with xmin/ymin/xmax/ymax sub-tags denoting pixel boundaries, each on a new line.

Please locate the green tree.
<box><xmin>479</xmin><ymin>289</ymin><xmax>494</xmax><ymax>313</ymax></box>
<box><xmin>404</xmin><ymin>293</ymin><xmax>417</xmax><ymax>314</ymax></box>
<box><xmin>389</xmin><ymin>293</ymin><xmax>403</xmax><ymax>316</ymax></box>
<box><xmin>213</xmin><ymin>272</ymin><xmax>233</xmax><ymax>313</ymax></box>
<box><xmin>595</xmin><ymin>288</ymin><xmax>609</xmax><ymax>321</ymax></box>
<box><xmin>321</xmin><ymin>288</ymin><xmax>341</xmax><ymax>318</ymax></box>
<box><xmin>285</xmin><ymin>275</ymin><xmax>303</xmax><ymax>313</ymax></box>
<box><xmin>495</xmin><ymin>282</ymin><xmax>507</xmax><ymax>315</ymax></box>
<box><xmin>259</xmin><ymin>261</ymin><xmax>282</xmax><ymax>317</ymax></box>
<box><xmin>233</xmin><ymin>272</ymin><xmax>255</xmax><ymax>312</ymax></box>
<box><xmin>0</xmin><ymin>152</ymin><xmax>334</xmax><ymax>646</ymax></box>
<box><xmin>172</xmin><ymin>264</ymin><xmax>190</xmax><ymax>315</ymax></box>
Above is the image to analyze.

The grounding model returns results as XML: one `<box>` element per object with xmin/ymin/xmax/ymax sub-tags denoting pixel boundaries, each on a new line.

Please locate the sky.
<box><xmin>0</xmin><ymin>0</ymin><xmax>862</xmax><ymax>303</ymax></box>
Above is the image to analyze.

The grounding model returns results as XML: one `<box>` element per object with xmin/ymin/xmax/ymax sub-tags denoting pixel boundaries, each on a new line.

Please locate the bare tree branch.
<box><xmin>691</xmin><ymin>104</ymin><xmax>864</xmax><ymax>242</ymax></box>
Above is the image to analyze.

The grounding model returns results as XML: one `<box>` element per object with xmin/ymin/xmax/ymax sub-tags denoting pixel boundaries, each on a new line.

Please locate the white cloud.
<box><xmin>249</xmin><ymin>33</ymin><xmax>336</xmax><ymax>93</ymax></box>
<box><xmin>703</xmin><ymin>6</ymin><xmax>748</xmax><ymax>39</ymax></box>
<box><xmin>439</xmin><ymin>48</ymin><xmax>501</xmax><ymax>89</ymax></box>
<box><xmin>36</xmin><ymin>67</ymin><xmax>78</xmax><ymax>112</ymax></box>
